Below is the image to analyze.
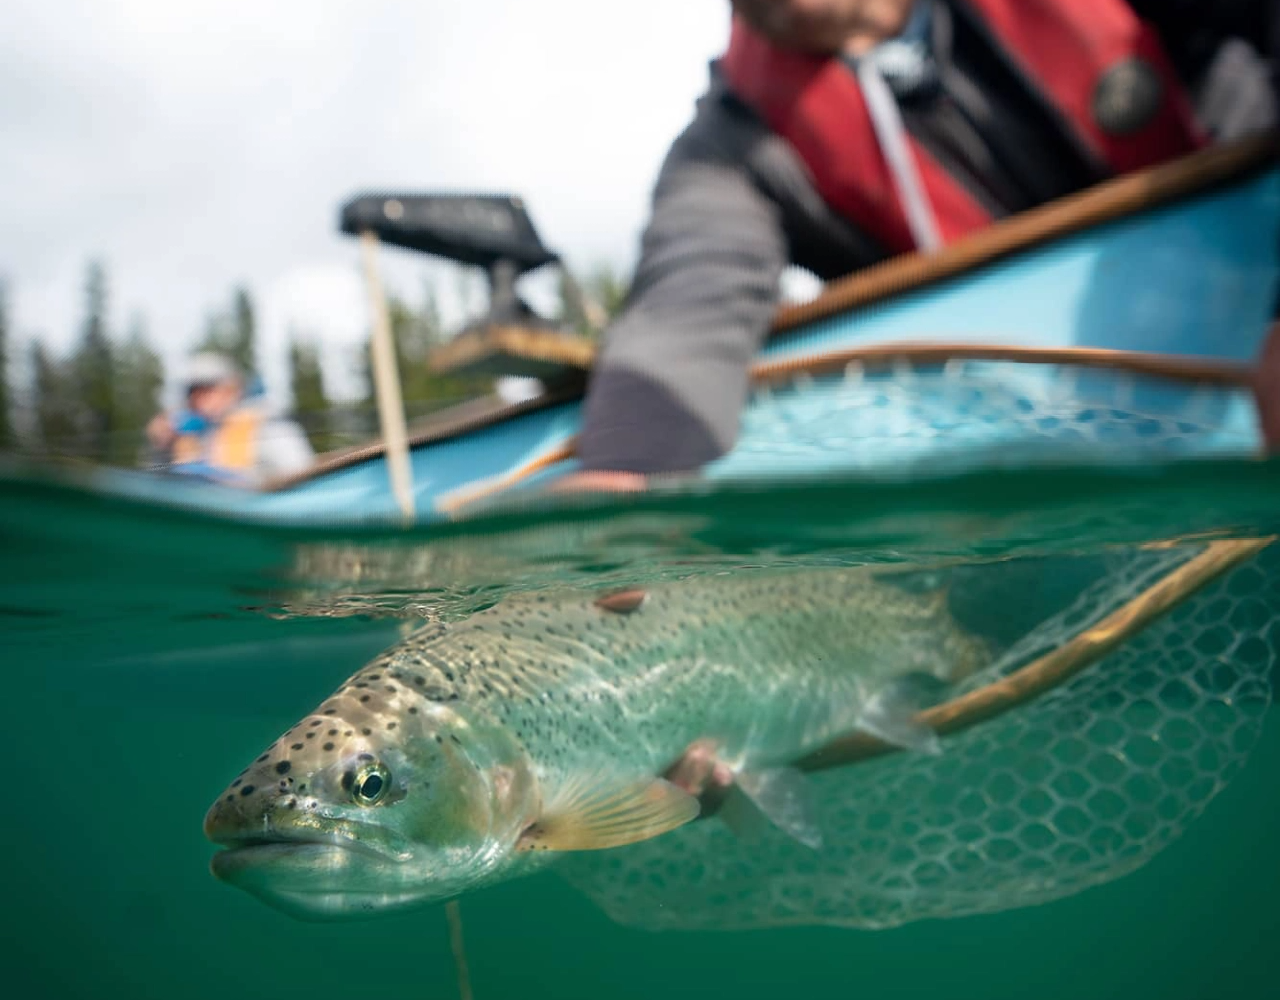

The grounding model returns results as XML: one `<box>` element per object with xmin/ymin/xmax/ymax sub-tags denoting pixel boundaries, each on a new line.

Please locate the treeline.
<box><xmin>0</xmin><ymin>259</ymin><xmax>625</xmax><ymax>466</ymax></box>
<box><xmin>9</xmin><ymin>262</ymin><xmax>166</xmax><ymax>466</ymax></box>
<box><xmin>1</xmin><ymin>263</ymin><xmax>264</xmax><ymax>465</ymax></box>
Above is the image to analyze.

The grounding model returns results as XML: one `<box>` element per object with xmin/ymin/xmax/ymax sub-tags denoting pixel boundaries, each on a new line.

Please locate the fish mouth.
<box><xmin>210</xmin><ymin>828</ymin><xmax>395</xmax><ymax>861</ymax></box>
<box><xmin>208</xmin><ymin>829</ymin><xmax>432</xmax><ymax>922</ymax></box>
<box><xmin>205</xmin><ymin>799</ymin><xmax>413</xmax><ymax>860</ymax></box>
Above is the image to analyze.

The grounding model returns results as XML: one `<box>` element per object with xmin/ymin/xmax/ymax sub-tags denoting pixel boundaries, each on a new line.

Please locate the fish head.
<box><xmin>204</xmin><ymin>689</ymin><xmax>535</xmax><ymax>921</ymax></box>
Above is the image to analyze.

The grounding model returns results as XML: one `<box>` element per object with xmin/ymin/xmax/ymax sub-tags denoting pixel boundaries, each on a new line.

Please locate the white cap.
<box><xmin>183</xmin><ymin>352</ymin><xmax>241</xmax><ymax>388</ymax></box>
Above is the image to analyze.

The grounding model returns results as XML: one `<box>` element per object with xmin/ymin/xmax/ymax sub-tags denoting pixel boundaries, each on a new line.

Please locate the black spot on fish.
<box><xmin>291</xmin><ymin>743</ymin><xmax>303</xmax><ymax>751</ymax></box>
<box><xmin>385</xmin><ymin>686</ymin><xmax>396</xmax><ymax>694</ymax></box>
<box><xmin>323</xmin><ymin>742</ymin><xmax>335</xmax><ymax>751</ymax></box>
<box><xmin>355</xmin><ymin>683</ymin><xmax>368</xmax><ymax>689</ymax></box>
<box><xmin>450</xmin><ymin>734</ymin><xmax>463</xmax><ymax>746</ymax></box>
<box><xmin>362</xmin><ymin>728</ymin><xmax>372</xmax><ymax>736</ymax></box>
<box><xmin>387</xmin><ymin>722</ymin><xmax>397</xmax><ymax>731</ymax></box>
<box><xmin>275</xmin><ymin>761</ymin><xmax>291</xmax><ymax>775</ymax></box>
<box><xmin>408</xmin><ymin>706</ymin><xmax>418</xmax><ymax>714</ymax></box>
<box><xmin>286</xmin><ymin>799</ymin><xmax>297</xmax><ymax>809</ymax></box>
<box><xmin>328</xmin><ymin>729</ymin><xmax>338</xmax><ymax>736</ymax></box>
<box><xmin>256</xmin><ymin>753</ymin><xmax>269</xmax><ymax>763</ymax></box>
<box><xmin>306</xmin><ymin>732</ymin><xmax>316</xmax><ymax>740</ymax></box>
<box><xmin>240</xmin><ymin>785</ymin><xmax>255</xmax><ymax>797</ymax></box>
<box><xmin>358</xmin><ymin>753</ymin><xmax>374</xmax><ymax>762</ymax></box>
<box><xmin>231</xmin><ymin>778</ymin><xmax>242</xmax><ymax>788</ymax></box>
<box><xmin>225</xmin><ymin>795</ymin><xmax>235</xmax><ymax>803</ymax></box>
<box><xmin>341</xmin><ymin>770</ymin><xmax>355</xmax><ymax>791</ymax></box>
<box><xmin>413</xmin><ymin>675</ymin><xmax>425</xmax><ymax>686</ymax></box>
<box><xmin>344</xmin><ymin>730</ymin><xmax>353</xmax><ymax>736</ymax></box>
<box><xmin>435</xmin><ymin>735</ymin><xmax>444</xmax><ymax>744</ymax></box>
<box><xmin>368</xmin><ymin>674</ymin><xmax>381</xmax><ymax>681</ymax></box>
<box><xmin>310</xmin><ymin>720</ymin><xmax>322</xmax><ymax>728</ymax></box>
<box><xmin>323</xmin><ymin>708</ymin><xmax>337</xmax><ymax>716</ymax></box>
<box><xmin>360</xmin><ymin>695</ymin><xmax>371</xmax><ymax>703</ymax></box>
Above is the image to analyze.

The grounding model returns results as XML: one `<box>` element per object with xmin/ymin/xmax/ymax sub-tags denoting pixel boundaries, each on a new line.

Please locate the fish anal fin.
<box><xmin>859</xmin><ymin>680</ymin><xmax>943</xmax><ymax>755</ymax></box>
<box><xmin>729</xmin><ymin>768</ymin><xmax>823</xmax><ymax>849</ymax></box>
<box><xmin>517</xmin><ymin>775</ymin><xmax>699</xmax><ymax>853</ymax></box>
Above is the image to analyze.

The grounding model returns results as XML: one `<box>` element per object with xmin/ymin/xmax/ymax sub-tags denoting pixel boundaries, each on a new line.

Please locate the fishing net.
<box><xmin>711</xmin><ymin>358</ymin><xmax>1261</xmax><ymax>480</ymax></box>
<box><xmin>560</xmin><ymin>540</ymin><xmax>1277</xmax><ymax>930</ymax></box>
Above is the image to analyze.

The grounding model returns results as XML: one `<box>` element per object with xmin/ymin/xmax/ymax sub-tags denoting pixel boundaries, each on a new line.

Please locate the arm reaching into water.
<box><xmin>575</xmin><ymin>100</ymin><xmax>789</xmax><ymax>475</ymax></box>
<box><xmin>574</xmin><ymin>80</ymin><xmax>884</xmax><ymax>482</ymax></box>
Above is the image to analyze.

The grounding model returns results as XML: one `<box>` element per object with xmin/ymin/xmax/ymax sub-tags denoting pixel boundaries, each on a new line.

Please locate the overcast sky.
<box><xmin>1</xmin><ymin>0</ymin><xmax>735</xmax><ymax>404</ymax></box>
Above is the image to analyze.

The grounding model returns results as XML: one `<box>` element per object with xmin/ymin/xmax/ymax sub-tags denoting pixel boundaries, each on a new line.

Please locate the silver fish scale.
<box><xmin>369</xmin><ymin>569</ymin><xmax>986</xmax><ymax>783</ymax></box>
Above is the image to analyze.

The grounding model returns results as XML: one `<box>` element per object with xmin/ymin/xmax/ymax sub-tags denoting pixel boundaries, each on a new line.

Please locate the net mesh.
<box><xmin>713</xmin><ymin>360</ymin><xmax>1260</xmax><ymax>479</ymax></box>
<box><xmin>561</xmin><ymin>542</ymin><xmax>1277</xmax><ymax>931</ymax></box>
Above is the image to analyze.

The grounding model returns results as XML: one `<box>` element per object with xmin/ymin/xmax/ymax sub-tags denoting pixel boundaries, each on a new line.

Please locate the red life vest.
<box><xmin>720</xmin><ymin>0</ymin><xmax>1208</xmax><ymax>254</ymax></box>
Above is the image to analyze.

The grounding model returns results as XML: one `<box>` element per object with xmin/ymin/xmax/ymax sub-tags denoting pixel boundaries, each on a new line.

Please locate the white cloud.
<box><xmin>0</xmin><ymin>0</ymin><xmax>730</xmax><ymax>410</ymax></box>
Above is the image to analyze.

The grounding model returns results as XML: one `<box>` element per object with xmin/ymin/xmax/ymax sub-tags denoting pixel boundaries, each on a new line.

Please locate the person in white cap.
<box><xmin>146</xmin><ymin>352</ymin><xmax>314</xmax><ymax>486</ymax></box>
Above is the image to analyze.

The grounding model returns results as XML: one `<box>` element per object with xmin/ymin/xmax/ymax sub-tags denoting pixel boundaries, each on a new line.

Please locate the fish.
<box><xmin>203</xmin><ymin>566</ymin><xmax>988</xmax><ymax>921</ymax></box>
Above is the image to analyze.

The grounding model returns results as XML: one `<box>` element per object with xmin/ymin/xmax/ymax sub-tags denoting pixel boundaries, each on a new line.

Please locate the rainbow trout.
<box><xmin>204</xmin><ymin>567</ymin><xmax>986</xmax><ymax>920</ymax></box>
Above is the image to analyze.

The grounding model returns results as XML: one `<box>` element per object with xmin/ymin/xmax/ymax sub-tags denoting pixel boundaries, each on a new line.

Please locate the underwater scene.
<box><xmin>3</xmin><ymin>458</ymin><xmax>1279</xmax><ymax>1000</ymax></box>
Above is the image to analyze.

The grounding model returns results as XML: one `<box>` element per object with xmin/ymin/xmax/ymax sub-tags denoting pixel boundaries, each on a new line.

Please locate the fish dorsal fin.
<box><xmin>517</xmin><ymin>773</ymin><xmax>699</xmax><ymax>852</ymax></box>
<box><xmin>593</xmin><ymin>589</ymin><xmax>649</xmax><ymax>614</ymax></box>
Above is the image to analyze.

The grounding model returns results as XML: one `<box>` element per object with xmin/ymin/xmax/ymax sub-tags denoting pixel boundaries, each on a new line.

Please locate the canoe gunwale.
<box><xmin>772</xmin><ymin>133</ymin><xmax>1278</xmax><ymax>334</ymax></box>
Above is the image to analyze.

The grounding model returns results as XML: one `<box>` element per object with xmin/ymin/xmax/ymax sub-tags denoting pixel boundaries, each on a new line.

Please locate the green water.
<box><xmin>2</xmin><ymin>461</ymin><xmax>1279</xmax><ymax>1000</ymax></box>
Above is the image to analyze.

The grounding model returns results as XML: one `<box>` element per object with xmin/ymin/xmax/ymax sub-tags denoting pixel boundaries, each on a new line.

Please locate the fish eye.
<box><xmin>352</xmin><ymin>762</ymin><xmax>391</xmax><ymax>806</ymax></box>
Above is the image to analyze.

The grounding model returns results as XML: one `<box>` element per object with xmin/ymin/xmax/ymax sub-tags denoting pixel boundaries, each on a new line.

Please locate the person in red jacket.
<box><xmin>568</xmin><ymin>0</ymin><xmax>1279</xmax><ymax>491</ymax></box>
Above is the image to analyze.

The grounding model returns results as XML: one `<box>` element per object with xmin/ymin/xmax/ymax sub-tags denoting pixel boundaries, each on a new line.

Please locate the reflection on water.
<box><xmin>1</xmin><ymin>463</ymin><xmax>1279</xmax><ymax>999</ymax></box>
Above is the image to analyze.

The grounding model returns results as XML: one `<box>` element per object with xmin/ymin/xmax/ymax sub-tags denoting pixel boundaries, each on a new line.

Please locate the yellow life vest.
<box><xmin>172</xmin><ymin>406</ymin><xmax>262</xmax><ymax>474</ymax></box>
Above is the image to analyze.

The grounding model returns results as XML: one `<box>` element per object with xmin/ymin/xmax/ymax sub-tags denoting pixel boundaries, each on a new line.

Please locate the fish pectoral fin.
<box><xmin>724</xmin><ymin>767</ymin><xmax>823</xmax><ymax>850</ymax></box>
<box><xmin>857</xmin><ymin>677</ymin><xmax>944</xmax><ymax>755</ymax></box>
<box><xmin>516</xmin><ymin>774</ymin><xmax>700</xmax><ymax>853</ymax></box>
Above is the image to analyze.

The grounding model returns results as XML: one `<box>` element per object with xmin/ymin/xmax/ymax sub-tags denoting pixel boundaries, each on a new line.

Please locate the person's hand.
<box><xmin>1255</xmin><ymin>321</ymin><xmax>1280</xmax><ymax>455</ymax></box>
<box><xmin>549</xmin><ymin>470</ymin><xmax>648</xmax><ymax>494</ymax></box>
<box><xmin>146</xmin><ymin>412</ymin><xmax>175</xmax><ymax>449</ymax></box>
<box><xmin>730</xmin><ymin>0</ymin><xmax>913</xmax><ymax>54</ymax></box>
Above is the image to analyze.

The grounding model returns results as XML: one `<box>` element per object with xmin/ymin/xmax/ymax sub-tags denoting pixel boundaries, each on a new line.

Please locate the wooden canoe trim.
<box><xmin>795</xmin><ymin>536</ymin><xmax>1275</xmax><ymax>773</ymax></box>
<box><xmin>774</xmin><ymin>133</ymin><xmax>1279</xmax><ymax>333</ymax></box>
<box><xmin>751</xmin><ymin>342</ymin><xmax>1259</xmax><ymax>388</ymax></box>
<box><xmin>434</xmin><ymin>441</ymin><xmax>578</xmax><ymax>514</ymax></box>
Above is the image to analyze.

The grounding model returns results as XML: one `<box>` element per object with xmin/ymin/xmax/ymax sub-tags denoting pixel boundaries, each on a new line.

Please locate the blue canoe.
<box><xmin>32</xmin><ymin>136</ymin><xmax>1280</xmax><ymax>524</ymax></box>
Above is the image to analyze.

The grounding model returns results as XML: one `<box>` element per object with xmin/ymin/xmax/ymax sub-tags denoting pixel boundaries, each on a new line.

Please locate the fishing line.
<box><xmin>446</xmin><ymin>900</ymin><xmax>474</xmax><ymax>1000</ymax></box>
